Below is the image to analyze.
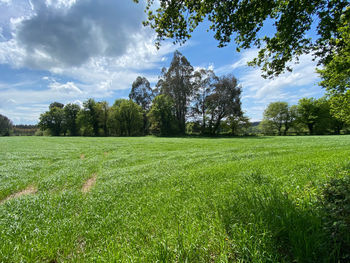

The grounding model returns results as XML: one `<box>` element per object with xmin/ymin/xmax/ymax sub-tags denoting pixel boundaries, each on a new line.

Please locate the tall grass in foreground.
<box><xmin>0</xmin><ymin>136</ymin><xmax>349</xmax><ymax>262</ymax></box>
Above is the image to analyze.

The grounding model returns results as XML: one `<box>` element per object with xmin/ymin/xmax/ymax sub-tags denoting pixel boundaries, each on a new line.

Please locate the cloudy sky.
<box><xmin>0</xmin><ymin>0</ymin><xmax>325</xmax><ymax>124</ymax></box>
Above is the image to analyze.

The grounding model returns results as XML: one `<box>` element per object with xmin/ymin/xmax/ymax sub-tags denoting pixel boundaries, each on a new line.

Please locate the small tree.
<box><xmin>262</xmin><ymin>102</ymin><xmax>297</xmax><ymax>136</ymax></box>
<box><xmin>259</xmin><ymin>120</ymin><xmax>277</xmax><ymax>136</ymax></box>
<box><xmin>227</xmin><ymin>114</ymin><xmax>250</xmax><ymax>136</ymax></box>
<box><xmin>263</xmin><ymin>102</ymin><xmax>289</xmax><ymax>135</ymax></box>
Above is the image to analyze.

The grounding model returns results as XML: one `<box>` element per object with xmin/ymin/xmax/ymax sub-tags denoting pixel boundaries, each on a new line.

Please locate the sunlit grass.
<box><xmin>0</xmin><ymin>136</ymin><xmax>349</xmax><ymax>262</ymax></box>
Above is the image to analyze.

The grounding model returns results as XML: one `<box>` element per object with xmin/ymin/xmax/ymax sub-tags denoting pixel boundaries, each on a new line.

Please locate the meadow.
<box><xmin>0</xmin><ymin>136</ymin><xmax>349</xmax><ymax>262</ymax></box>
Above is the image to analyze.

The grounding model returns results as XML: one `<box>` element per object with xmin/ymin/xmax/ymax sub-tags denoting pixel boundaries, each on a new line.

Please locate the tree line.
<box><xmin>260</xmin><ymin>97</ymin><xmax>349</xmax><ymax>136</ymax></box>
<box><xmin>38</xmin><ymin>51</ymin><xmax>246</xmax><ymax>137</ymax></box>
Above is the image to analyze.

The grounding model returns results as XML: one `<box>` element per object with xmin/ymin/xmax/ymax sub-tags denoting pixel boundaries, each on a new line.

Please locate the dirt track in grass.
<box><xmin>81</xmin><ymin>174</ymin><xmax>97</xmax><ymax>193</ymax></box>
<box><xmin>0</xmin><ymin>186</ymin><xmax>37</xmax><ymax>204</ymax></box>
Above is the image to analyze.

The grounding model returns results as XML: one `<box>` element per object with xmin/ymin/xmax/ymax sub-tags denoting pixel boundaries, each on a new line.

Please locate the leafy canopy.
<box><xmin>318</xmin><ymin>16</ymin><xmax>350</xmax><ymax>94</ymax></box>
<box><xmin>135</xmin><ymin>0</ymin><xmax>349</xmax><ymax>77</ymax></box>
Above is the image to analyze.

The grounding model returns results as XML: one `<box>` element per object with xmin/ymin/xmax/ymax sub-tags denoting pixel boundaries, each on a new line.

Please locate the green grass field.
<box><xmin>0</xmin><ymin>136</ymin><xmax>349</xmax><ymax>262</ymax></box>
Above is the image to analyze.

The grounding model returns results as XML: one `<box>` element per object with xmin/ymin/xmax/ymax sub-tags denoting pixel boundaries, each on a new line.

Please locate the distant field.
<box><xmin>0</xmin><ymin>136</ymin><xmax>349</xmax><ymax>262</ymax></box>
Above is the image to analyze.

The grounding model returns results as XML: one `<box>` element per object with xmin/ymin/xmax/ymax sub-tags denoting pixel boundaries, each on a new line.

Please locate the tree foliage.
<box><xmin>318</xmin><ymin>15</ymin><xmax>350</xmax><ymax>94</ymax></box>
<box><xmin>0</xmin><ymin>114</ymin><xmax>13</xmax><ymax>136</ymax></box>
<box><xmin>108</xmin><ymin>100</ymin><xmax>143</xmax><ymax>136</ymax></box>
<box><xmin>129</xmin><ymin>76</ymin><xmax>154</xmax><ymax>111</ymax></box>
<box><xmin>49</xmin><ymin>102</ymin><xmax>64</xmax><ymax>110</ymax></box>
<box><xmin>192</xmin><ymin>68</ymin><xmax>217</xmax><ymax>134</ymax></box>
<box><xmin>158</xmin><ymin>50</ymin><xmax>194</xmax><ymax>134</ymax></box>
<box><xmin>39</xmin><ymin>106</ymin><xmax>65</xmax><ymax>136</ymax></box>
<box><xmin>129</xmin><ymin>76</ymin><xmax>155</xmax><ymax>135</ymax></box>
<box><xmin>260</xmin><ymin>98</ymin><xmax>345</xmax><ymax>135</ymax></box>
<box><xmin>136</xmin><ymin>0</ymin><xmax>349</xmax><ymax>78</ymax></box>
<box><xmin>206</xmin><ymin>74</ymin><xmax>242</xmax><ymax>135</ymax></box>
<box><xmin>117</xmin><ymin>100</ymin><xmax>143</xmax><ymax>136</ymax></box>
<box><xmin>78</xmin><ymin>99</ymin><xmax>100</xmax><ymax>136</ymax></box>
<box><xmin>227</xmin><ymin>114</ymin><xmax>251</xmax><ymax>136</ymax></box>
<box><xmin>296</xmin><ymin>98</ymin><xmax>323</xmax><ymax>135</ymax></box>
<box><xmin>64</xmin><ymin>103</ymin><xmax>80</xmax><ymax>136</ymax></box>
<box><xmin>262</xmin><ymin>102</ymin><xmax>296</xmax><ymax>136</ymax></box>
<box><xmin>329</xmin><ymin>90</ymin><xmax>350</xmax><ymax>125</ymax></box>
<box><xmin>96</xmin><ymin>101</ymin><xmax>109</xmax><ymax>136</ymax></box>
<box><xmin>147</xmin><ymin>95</ymin><xmax>177</xmax><ymax>136</ymax></box>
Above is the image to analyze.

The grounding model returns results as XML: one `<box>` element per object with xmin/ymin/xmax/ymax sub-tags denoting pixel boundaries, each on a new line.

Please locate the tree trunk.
<box><xmin>213</xmin><ymin>119</ymin><xmax>221</xmax><ymax>136</ymax></box>
<box><xmin>308</xmin><ymin>123</ymin><xmax>314</xmax><ymax>135</ymax></box>
<box><xmin>201</xmin><ymin>113</ymin><xmax>206</xmax><ymax>135</ymax></box>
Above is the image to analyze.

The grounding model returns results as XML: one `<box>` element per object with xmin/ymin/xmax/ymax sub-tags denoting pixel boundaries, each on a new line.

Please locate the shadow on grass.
<box><xmin>153</xmin><ymin>134</ymin><xmax>271</xmax><ymax>140</ymax></box>
<box><xmin>218</xmin><ymin>185</ymin><xmax>332</xmax><ymax>263</ymax></box>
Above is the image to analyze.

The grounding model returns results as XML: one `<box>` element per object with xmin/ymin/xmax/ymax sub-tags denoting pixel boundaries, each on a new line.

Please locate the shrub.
<box><xmin>34</xmin><ymin>130</ymin><xmax>44</xmax><ymax>136</ymax></box>
<box><xmin>319</xmin><ymin>174</ymin><xmax>350</xmax><ymax>262</ymax></box>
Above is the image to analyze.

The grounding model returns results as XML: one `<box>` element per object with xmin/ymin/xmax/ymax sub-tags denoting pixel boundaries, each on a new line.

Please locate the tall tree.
<box><xmin>206</xmin><ymin>74</ymin><xmax>242</xmax><ymax>135</ymax></box>
<box><xmin>192</xmin><ymin>68</ymin><xmax>217</xmax><ymax>134</ymax></box>
<box><xmin>64</xmin><ymin>103</ymin><xmax>80</xmax><ymax>136</ymax></box>
<box><xmin>158</xmin><ymin>50</ymin><xmax>194</xmax><ymax>134</ymax></box>
<box><xmin>0</xmin><ymin>114</ymin><xmax>13</xmax><ymax>136</ymax></box>
<box><xmin>147</xmin><ymin>95</ymin><xmax>177</xmax><ymax>136</ymax></box>
<box><xmin>129</xmin><ymin>76</ymin><xmax>154</xmax><ymax>135</ymax></box>
<box><xmin>129</xmin><ymin>76</ymin><xmax>154</xmax><ymax>111</ymax></box>
<box><xmin>138</xmin><ymin>0</ymin><xmax>350</xmax><ymax>78</ymax></box>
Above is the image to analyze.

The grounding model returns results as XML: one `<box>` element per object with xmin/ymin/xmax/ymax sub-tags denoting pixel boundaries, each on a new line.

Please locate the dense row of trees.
<box><xmin>38</xmin><ymin>51</ymin><xmax>246</xmax><ymax>136</ymax></box>
<box><xmin>260</xmin><ymin>97</ymin><xmax>349</xmax><ymax>135</ymax></box>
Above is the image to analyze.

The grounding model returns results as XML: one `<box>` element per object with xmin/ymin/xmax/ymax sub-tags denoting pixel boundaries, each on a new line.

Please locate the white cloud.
<box><xmin>49</xmin><ymin>81</ymin><xmax>82</xmax><ymax>94</ymax></box>
<box><xmin>215</xmin><ymin>49</ymin><xmax>259</xmax><ymax>75</ymax></box>
<box><xmin>213</xmin><ymin>49</ymin><xmax>324</xmax><ymax>121</ymax></box>
<box><xmin>0</xmin><ymin>0</ymin><xmax>179</xmax><ymax>87</ymax></box>
<box><xmin>0</xmin><ymin>0</ymin><xmax>182</xmax><ymax>124</ymax></box>
<box><xmin>0</xmin><ymin>0</ymin><xmax>11</xmax><ymax>6</ymax></box>
<box><xmin>240</xmin><ymin>53</ymin><xmax>320</xmax><ymax>102</ymax></box>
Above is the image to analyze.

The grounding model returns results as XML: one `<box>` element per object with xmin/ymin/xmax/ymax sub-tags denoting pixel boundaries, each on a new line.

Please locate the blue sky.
<box><xmin>0</xmin><ymin>0</ymin><xmax>325</xmax><ymax>124</ymax></box>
